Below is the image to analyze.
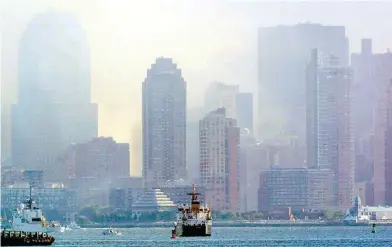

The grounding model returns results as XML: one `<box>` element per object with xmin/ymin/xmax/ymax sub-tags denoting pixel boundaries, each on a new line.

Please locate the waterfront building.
<box><xmin>317</xmin><ymin>54</ymin><xmax>354</xmax><ymax>208</ymax></box>
<box><xmin>345</xmin><ymin>195</ymin><xmax>392</xmax><ymax>223</ymax></box>
<box><xmin>1</xmin><ymin>187</ymin><xmax>77</xmax><ymax>212</ymax></box>
<box><xmin>199</xmin><ymin>108</ymin><xmax>240</xmax><ymax>211</ymax></box>
<box><xmin>66</xmin><ymin>137</ymin><xmax>130</xmax><ymax>180</ymax></box>
<box><xmin>258</xmin><ymin>168</ymin><xmax>308</xmax><ymax>212</ymax></box>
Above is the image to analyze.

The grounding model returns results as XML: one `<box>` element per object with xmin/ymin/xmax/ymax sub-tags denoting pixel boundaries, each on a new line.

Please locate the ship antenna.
<box><xmin>192</xmin><ymin>184</ymin><xmax>196</xmax><ymax>201</ymax></box>
<box><xmin>28</xmin><ymin>185</ymin><xmax>33</xmax><ymax>209</ymax></box>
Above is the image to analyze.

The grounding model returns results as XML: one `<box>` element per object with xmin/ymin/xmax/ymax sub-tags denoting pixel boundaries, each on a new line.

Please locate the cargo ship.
<box><xmin>173</xmin><ymin>184</ymin><xmax>212</xmax><ymax>237</ymax></box>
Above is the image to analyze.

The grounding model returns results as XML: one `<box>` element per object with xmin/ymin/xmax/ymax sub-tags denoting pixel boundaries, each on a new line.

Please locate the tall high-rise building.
<box><xmin>204</xmin><ymin>82</ymin><xmax>239</xmax><ymax>119</ymax></box>
<box><xmin>317</xmin><ymin>55</ymin><xmax>354</xmax><ymax>207</ymax></box>
<box><xmin>351</xmin><ymin>40</ymin><xmax>375</xmax><ymax>183</ymax></box>
<box><xmin>11</xmin><ymin>12</ymin><xmax>98</xmax><ymax>181</ymax></box>
<box><xmin>142</xmin><ymin>57</ymin><xmax>187</xmax><ymax>187</ymax></box>
<box><xmin>306</xmin><ymin>49</ymin><xmax>318</xmax><ymax>168</ymax></box>
<box><xmin>186</xmin><ymin>107</ymin><xmax>206</xmax><ymax>184</ymax></box>
<box><xmin>373</xmin><ymin>52</ymin><xmax>392</xmax><ymax>205</ymax></box>
<box><xmin>236</xmin><ymin>93</ymin><xmax>253</xmax><ymax>132</ymax></box>
<box><xmin>384</xmin><ymin>80</ymin><xmax>392</xmax><ymax>205</ymax></box>
<box><xmin>199</xmin><ymin>108</ymin><xmax>240</xmax><ymax>211</ymax></box>
<box><xmin>258</xmin><ymin>23</ymin><xmax>349</xmax><ymax>147</ymax></box>
<box><xmin>374</xmin><ymin>78</ymin><xmax>392</xmax><ymax>206</ymax></box>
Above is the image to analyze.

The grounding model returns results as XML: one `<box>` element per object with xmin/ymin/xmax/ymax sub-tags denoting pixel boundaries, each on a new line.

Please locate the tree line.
<box><xmin>1</xmin><ymin>206</ymin><xmax>346</xmax><ymax>225</ymax></box>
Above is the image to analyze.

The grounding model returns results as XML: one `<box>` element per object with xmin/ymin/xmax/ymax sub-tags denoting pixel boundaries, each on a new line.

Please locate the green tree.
<box><xmin>332</xmin><ymin>211</ymin><xmax>345</xmax><ymax>220</ymax></box>
<box><xmin>322</xmin><ymin>210</ymin><xmax>344</xmax><ymax>220</ymax></box>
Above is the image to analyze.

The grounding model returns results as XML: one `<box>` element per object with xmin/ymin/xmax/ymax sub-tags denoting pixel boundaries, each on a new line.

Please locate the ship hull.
<box><xmin>175</xmin><ymin>221</ymin><xmax>212</xmax><ymax>237</ymax></box>
<box><xmin>1</xmin><ymin>238</ymin><xmax>54</xmax><ymax>246</ymax></box>
<box><xmin>182</xmin><ymin>224</ymin><xmax>211</xmax><ymax>237</ymax></box>
<box><xmin>1</xmin><ymin>230</ymin><xmax>55</xmax><ymax>246</ymax></box>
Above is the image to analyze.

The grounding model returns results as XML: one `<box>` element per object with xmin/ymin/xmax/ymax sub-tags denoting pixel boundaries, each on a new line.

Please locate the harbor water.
<box><xmin>51</xmin><ymin>226</ymin><xmax>392</xmax><ymax>246</ymax></box>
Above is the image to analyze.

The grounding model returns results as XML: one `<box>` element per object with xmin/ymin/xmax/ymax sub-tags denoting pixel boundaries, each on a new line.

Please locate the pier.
<box><xmin>1</xmin><ymin>229</ymin><xmax>55</xmax><ymax>246</ymax></box>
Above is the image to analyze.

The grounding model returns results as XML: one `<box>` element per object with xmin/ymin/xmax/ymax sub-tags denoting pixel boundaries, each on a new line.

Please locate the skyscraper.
<box><xmin>11</xmin><ymin>12</ymin><xmax>98</xmax><ymax>181</ymax></box>
<box><xmin>306</xmin><ymin>49</ymin><xmax>318</xmax><ymax>168</ymax></box>
<box><xmin>384</xmin><ymin>80</ymin><xmax>392</xmax><ymax>206</ymax></box>
<box><xmin>317</xmin><ymin>54</ymin><xmax>354</xmax><ymax>207</ymax></box>
<box><xmin>351</xmin><ymin>40</ymin><xmax>374</xmax><ymax>183</ymax></box>
<box><xmin>236</xmin><ymin>93</ymin><xmax>253</xmax><ymax>132</ymax></box>
<box><xmin>373</xmin><ymin>52</ymin><xmax>392</xmax><ymax>205</ymax></box>
<box><xmin>199</xmin><ymin>108</ymin><xmax>240</xmax><ymax>211</ymax></box>
<box><xmin>258</xmin><ymin>23</ymin><xmax>349</xmax><ymax>144</ymax></box>
<box><xmin>142</xmin><ymin>57</ymin><xmax>187</xmax><ymax>187</ymax></box>
<box><xmin>186</xmin><ymin>107</ymin><xmax>206</xmax><ymax>184</ymax></box>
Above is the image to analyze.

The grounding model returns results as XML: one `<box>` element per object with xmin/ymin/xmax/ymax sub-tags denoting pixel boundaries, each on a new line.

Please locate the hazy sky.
<box><xmin>2</xmin><ymin>0</ymin><xmax>392</xmax><ymax>175</ymax></box>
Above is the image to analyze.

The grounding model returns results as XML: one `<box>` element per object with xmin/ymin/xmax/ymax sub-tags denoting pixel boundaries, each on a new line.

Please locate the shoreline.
<box><xmin>80</xmin><ymin>221</ymin><xmax>376</xmax><ymax>228</ymax></box>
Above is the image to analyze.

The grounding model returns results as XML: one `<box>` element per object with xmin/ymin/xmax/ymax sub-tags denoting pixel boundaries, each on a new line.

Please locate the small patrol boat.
<box><xmin>102</xmin><ymin>227</ymin><xmax>121</xmax><ymax>236</ymax></box>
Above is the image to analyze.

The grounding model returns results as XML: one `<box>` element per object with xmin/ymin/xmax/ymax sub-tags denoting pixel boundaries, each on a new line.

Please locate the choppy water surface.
<box><xmin>52</xmin><ymin>226</ymin><xmax>392</xmax><ymax>246</ymax></box>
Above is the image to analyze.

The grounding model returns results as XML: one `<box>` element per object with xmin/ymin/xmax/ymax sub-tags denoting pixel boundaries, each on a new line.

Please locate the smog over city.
<box><xmin>1</xmin><ymin>1</ymin><xmax>392</xmax><ymax>245</ymax></box>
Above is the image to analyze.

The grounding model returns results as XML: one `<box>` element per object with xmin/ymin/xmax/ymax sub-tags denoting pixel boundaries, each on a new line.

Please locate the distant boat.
<box><xmin>47</xmin><ymin>222</ymin><xmax>65</xmax><ymax>233</ymax></box>
<box><xmin>102</xmin><ymin>227</ymin><xmax>121</xmax><ymax>236</ymax></box>
<box><xmin>65</xmin><ymin>221</ymin><xmax>81</xmax><ymax>230</ymax></box>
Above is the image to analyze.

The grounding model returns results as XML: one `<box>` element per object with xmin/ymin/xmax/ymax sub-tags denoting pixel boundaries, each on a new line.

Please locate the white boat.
<box><xmin>102</xmin><ymin>227</ymin><xmax>121</xmax><ymax>236</ymax></box>
<box><xmin>65</xmin><ymin>221</ymin><xmax>81</xmax><ymax>230</ymax></box>
<box><xmin>47</xmin><ymin>221</ymin><xmax>65</xmax><ymax>233</ymax></box>
<box><xmin>10</xmin><ymin>186</ymin><xmax>64</xmax><ymax>233</ymax></box>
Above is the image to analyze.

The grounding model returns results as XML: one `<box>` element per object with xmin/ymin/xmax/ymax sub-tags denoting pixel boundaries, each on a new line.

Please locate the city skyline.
<box><xmin>3</xmin><ymin>3</ymin><xmax>392</xmax><ymax>172</ymax></box>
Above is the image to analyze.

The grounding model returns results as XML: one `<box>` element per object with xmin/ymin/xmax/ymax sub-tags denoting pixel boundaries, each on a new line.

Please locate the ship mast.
<box><xmin>187</xmin><ymin>184</ymin><xmax>201</xmax><ymax>203</ymax></box>
<box><xmin>187</xmin><ymin>184</ymin><xmax>201</xmax><ymax>212</ymax></box>
<box><xmin>27</xmin><ymin>185</ymin><xmax>33</xmax><ymax>209</ymax></box>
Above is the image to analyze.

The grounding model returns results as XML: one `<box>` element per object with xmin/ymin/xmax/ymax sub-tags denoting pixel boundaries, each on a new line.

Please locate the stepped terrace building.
<box><xmin>131</xmin><ymin>188</ymin><xmax>176</xmax><ymax>213</ymax></box>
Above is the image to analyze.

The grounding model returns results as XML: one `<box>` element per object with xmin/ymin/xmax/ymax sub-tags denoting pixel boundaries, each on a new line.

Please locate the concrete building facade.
<box><xmin>317</xmin><ymin>55</ymin><xmax>354</xmax><ymax>208</ymax></box>
<box><xmin>199</xmin><ymin>108</ymin><xmax>240</xmax><ymax>211</ymax></box>
<box><xmin>258</xmin><ymin>168</ymin><xmax>308</xmax><ymax>212</ymax></box>
<box><xmin>373</xmin><ymin>53</ymin><xmax>392</xmax><ymax>205</ymax></box>
<box><xmin>66</xmin><ymin>137</ymin><xmax>130</xmax><ymax>180</ymax></box>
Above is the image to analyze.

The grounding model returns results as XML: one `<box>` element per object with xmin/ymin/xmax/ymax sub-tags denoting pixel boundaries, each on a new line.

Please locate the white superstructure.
<box><xmin>11</xmin><ymin>186</ymin><xmax>64</xmax><ymax>233</ymax></box>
